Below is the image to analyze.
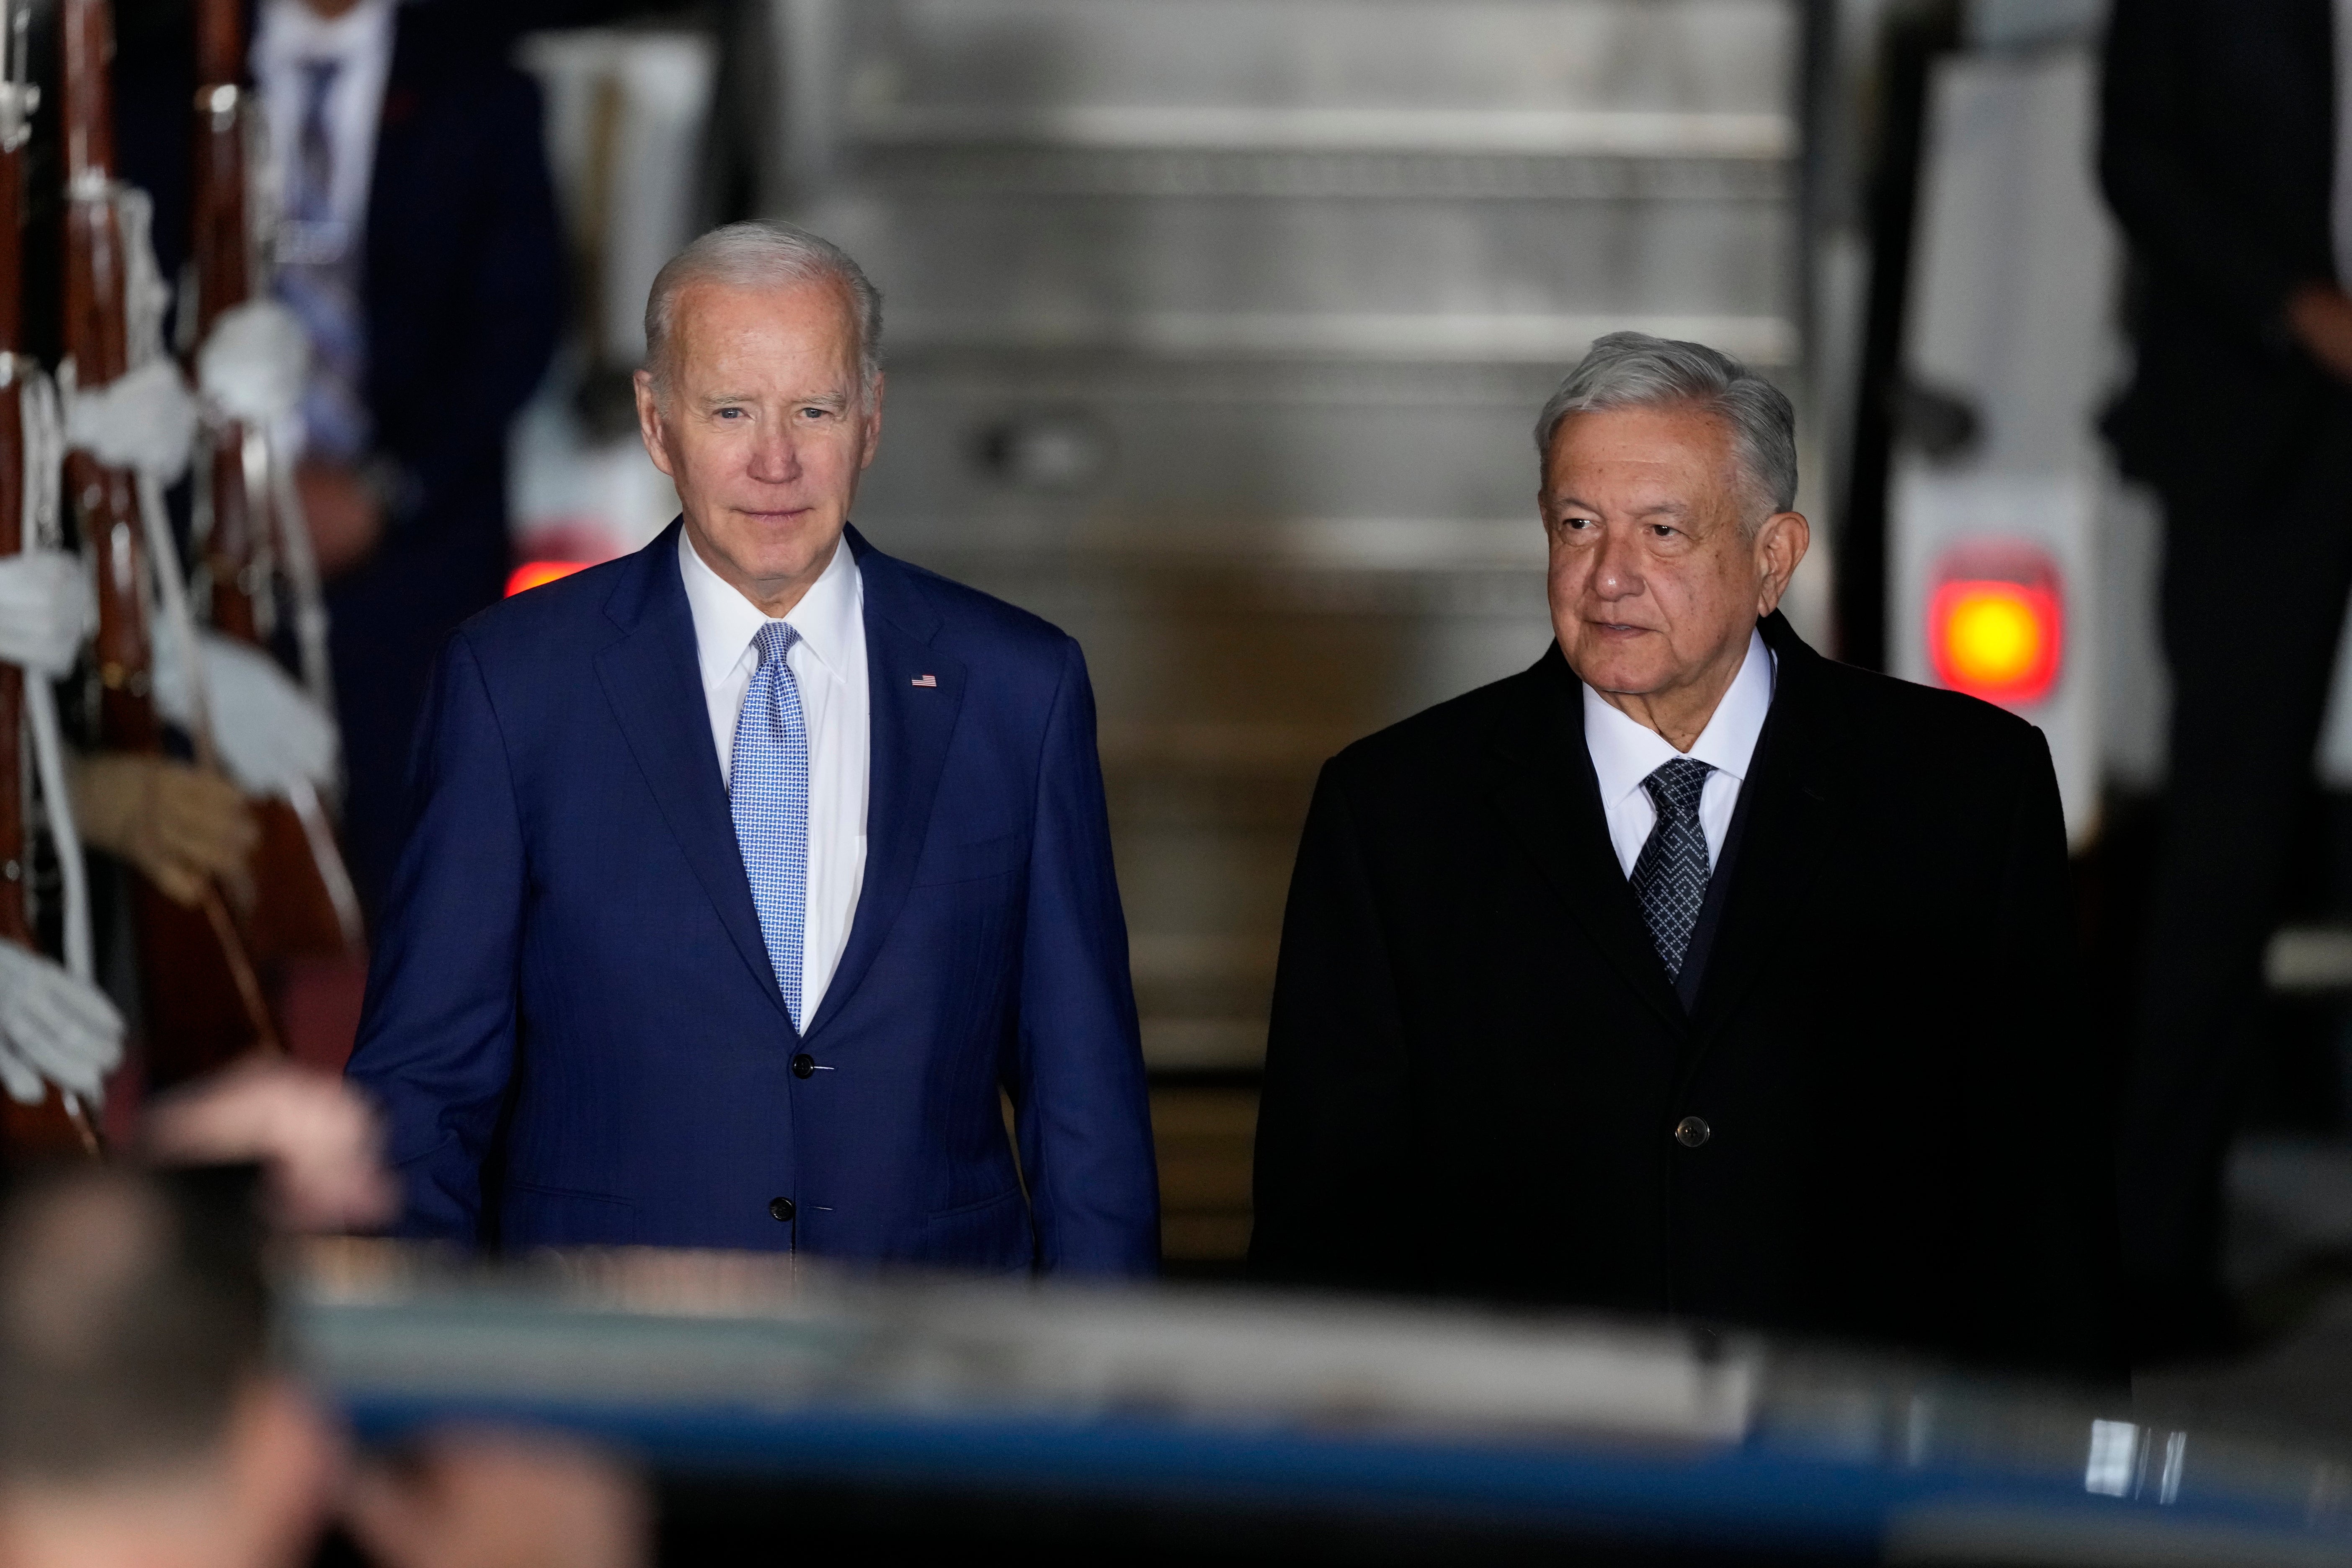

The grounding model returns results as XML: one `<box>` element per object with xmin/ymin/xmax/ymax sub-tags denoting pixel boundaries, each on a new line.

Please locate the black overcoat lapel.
<box><xmin>1680</xmin><ymin>613</ymin><xmax>1845</xmax><ymax>1085</ymax></box>
<box><xmin>1484</xmin><ymin>647</ymin><xmax>1689</xmax><ymax>1035</ymax></box>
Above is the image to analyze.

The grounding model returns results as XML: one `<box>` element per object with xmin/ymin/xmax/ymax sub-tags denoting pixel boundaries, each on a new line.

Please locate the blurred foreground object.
<box><xmin>0</xmin><ymin>0</ymin><xmax>105</xmax><ymax>1159</ymax></box>
<box><xmin>345</xmin><ymin>1427</ymin><xmax>647</xmax><ymax>1568</ymax></box>
<box><xmin>0</xmin><ymin>1166</ymin><xmax>340</xmax><ymax>1568</ymax></box>
<box><xmin>68</xmin><ymin>752</ymin><xmax>256</xmax><ymax>910</ymax></box>
<box><xmin>0</xmin><ymin>1166</ymin><xmax>647</xmax><ymax>1568</ymax></box>
<box><xmin>114</xmin><ymin>0</ymin><xmax>567</xmax><ymax>916</ymax></box>
<box><xmin>2099</xmin><ymin>0</ymin><xmax>2352</xmax><ymax>1362</ymax></box>
<box><xmin>144</xmin><ymin>1060</ymin><xmax>397</xmax><ymax>1234</ymax></box>
<box><xmin>0</xmin><ymin>941</ymin><xmax>121</xmax><ymax>1107</ymax></box>
<box><xmin>0</xmin><ymin>550</ymin><xmax>90</xmax><ymax>676</ymax></box>
<box><xmin>292</xmin><ymin>1243</ymin><xmax>2352</xmax><ymax>1565</ymax></box>
<box><xmin>63</xmin><ymin>0</ymin><xmax>281</xmax><ymax>1087</ymax></box>
<box><xmin>183</xmin><ymin>0</ymin><xmax>371</xmax><ymax>1011</ymax></box>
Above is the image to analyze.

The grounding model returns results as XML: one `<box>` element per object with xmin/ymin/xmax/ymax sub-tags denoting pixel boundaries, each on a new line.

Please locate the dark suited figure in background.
<box><xmin>2100</xmin><ymin>0</ymin><xmax>2352</xmax><ymax>1359</ymax></box>
<box><xmin>118</xmin><ymin>0</ymin><xmax>564</xmax><ymax>913</ymax></box>
<box><xmin>1250</xmin><ymin>334</ymin><xmax>2117</xmax><ymax>1377</ymax></box>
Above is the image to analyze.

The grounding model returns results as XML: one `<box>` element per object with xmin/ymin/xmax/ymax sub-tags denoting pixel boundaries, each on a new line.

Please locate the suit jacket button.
<box><xmin>1674</xmin><ymin>1116</ymin><xmax>1711</xmax><ymax>1148</ymax></box>
<box><xmin>790</xmin><ymin>1052</ymin><xmax>816</xmax><ymax>1079</ymax></box>
<box><xmin>769</xmin><ymin>1196</ymin><xmax>796</xmax><ymax>1222</ymax></box>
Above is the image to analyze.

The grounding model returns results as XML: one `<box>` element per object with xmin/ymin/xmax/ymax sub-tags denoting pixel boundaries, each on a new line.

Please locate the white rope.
<box><xmin>136</xmin><ymin>469</ymin><xmax>217</xmax><ymax>771</ymax></box>
<box><xmin>10</xmin><ymin>361</ymin><xmax>90</xmax><ymax>984</ymax></box>
<box><xmin>113</xmin><ymin>186</ymin><xmax>172</xmax><ymax>374</ymax></box>
<box><xmin>268</xmin><ymin>428</ymin><xmax>333</xmax><ymax>709</ymax></box>
<box><xmin>21</xmin><ymin>366</ymin><xmax>60</xmax><ymax>550</ymax></box>
<box><xmin>21</xmin><ymin>679</ymin><xmax>89</xmax><ymax>984</ymax></box>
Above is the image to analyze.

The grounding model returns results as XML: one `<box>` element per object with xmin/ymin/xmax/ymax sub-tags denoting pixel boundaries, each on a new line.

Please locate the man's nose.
<box><xmin>1587</xmin><ymin>527</ymin><xmax>1644</xmax><ymax>601</ymax></box>
<box><xmin>745</xmin><ymin>420</ymin><xmax>803</xmax><ymax>485</ymax></box>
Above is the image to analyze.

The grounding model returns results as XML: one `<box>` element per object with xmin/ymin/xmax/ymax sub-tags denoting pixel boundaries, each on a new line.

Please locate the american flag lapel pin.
<box><xmin>911</xmin><ymin>673</ymin><xmax>938</xmax><ymax>688</ymax></box>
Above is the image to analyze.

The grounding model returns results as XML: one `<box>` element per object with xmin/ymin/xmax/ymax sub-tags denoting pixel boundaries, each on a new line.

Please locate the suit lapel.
<box><xmin>1485</xmin><ymin>648</ymin><xmax>1688</xmax><ymax>1034</ymax></box>
<box><xmin>802</xmin><ymin>529</ymin><xmax>967</xmax><ymax>1043</ymax></box>
<box><xmin>593</xmin><ymin>523</ymin><xmax>792</xmax><ymax>1027</ymax></box>
<box><xmin>1681</xmin><ymin>614</ymin><xmax>1844</xmax><ymax>1076</ymax></box>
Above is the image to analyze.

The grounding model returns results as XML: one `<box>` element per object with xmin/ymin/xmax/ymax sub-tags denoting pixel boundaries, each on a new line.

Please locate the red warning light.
<box><xmin>1927</xmin><ymin>545</ymin><xmax>2063</xmax><ymax>707</ymax></box>
<box><xmin>505</xmin><ymin>560</ymin><xmax>588</xmax><ymax>597</ymax></box>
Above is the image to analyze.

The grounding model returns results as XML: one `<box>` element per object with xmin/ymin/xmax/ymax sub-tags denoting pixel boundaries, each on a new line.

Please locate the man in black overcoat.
<box><xmin>1250</xmin><ymin>333</ymin><xmax>2118</xmax><ymax>1380</ymax></box>
<box><xmin>2100</xmin><ymin>0</ymin><xmax>2352</xmax><ymax>1359</ymax></box>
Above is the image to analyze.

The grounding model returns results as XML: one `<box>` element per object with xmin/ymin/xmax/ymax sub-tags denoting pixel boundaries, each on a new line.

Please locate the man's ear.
<box><xmin>632</xmin><ymin>370</ymin><xmax>675</xmax><ymax>480</ymax></box>
<box><xmin>858</xmin><ymin>371</ymin><xmax>886</xmax><ymax>472</ymax></box>
<box><xmin>1753</xmin><ymin>511</ymin><xmax>1811</xmax><ymax>617</ymax></box>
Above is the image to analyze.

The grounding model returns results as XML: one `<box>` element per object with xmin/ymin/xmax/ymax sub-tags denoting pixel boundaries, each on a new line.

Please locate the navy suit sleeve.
<box><xmin>1010</xmin><ymin>637</ymin><xmax>1160</xmax><ymax>1274</ymax></box>
<box><xmin>345</xmin><ymin>630</ymin><xmax>526</xmax><ymax>1242</ymax></box>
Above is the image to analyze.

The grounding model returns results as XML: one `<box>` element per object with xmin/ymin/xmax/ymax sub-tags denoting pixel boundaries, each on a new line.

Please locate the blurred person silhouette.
<box><xmin>1251</xmin><ymin>334</ymin><xmax>2118</xmax><ymax>1379</ymax></box>
<box><xmin>2101</xmin><ymin>0</ymin><xmax>2352</xmax><ymax>1360</ymax></box>
<box><xmin>0</xmin><ymin>1162</ymin><xmax>647</xmax><ymax>1568</ymax></box>
<box><xmin>115</xmin><ymin>0</ymin><xmax>564</xmax><ymax>915</ymax></box>
<box><xmin>0</xmin><ymin>1164</ymin><xmax>342</xmax><ymax>1568</ymax></box>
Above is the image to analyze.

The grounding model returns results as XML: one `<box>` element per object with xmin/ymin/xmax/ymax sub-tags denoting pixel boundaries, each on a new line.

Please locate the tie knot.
<box><xmin>1641</xmin><ymin>756</ymin><xmax>1712</xmax><ymax>818</ymax></box>
<box><xmin>753</xmin><ymin>621</ymin><xmax>800</xmax><ymax>665</ymax></box>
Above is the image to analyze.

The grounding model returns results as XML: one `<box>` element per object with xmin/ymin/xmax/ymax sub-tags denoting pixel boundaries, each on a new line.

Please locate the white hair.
<box><xmin>1534</xmin><ymin>331</ymin><xmax>1798</xmax><ymax>524</ymax></box>
<box><xmin>642</xmin><ymin>220</ymin><xmax>884</xmax><ymax>397</ymax></box>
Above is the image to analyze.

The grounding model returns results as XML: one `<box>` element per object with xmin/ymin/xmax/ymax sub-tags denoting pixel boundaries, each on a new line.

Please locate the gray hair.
<box><xmin>643</xmin><ymin>220</ymin><xmax>885</xmax><ymax>397</ymax></box>
<box><xmin>1534</xmin><ymin>332</ymin><xmax>1798</xmax><ymax>522</ymax></box>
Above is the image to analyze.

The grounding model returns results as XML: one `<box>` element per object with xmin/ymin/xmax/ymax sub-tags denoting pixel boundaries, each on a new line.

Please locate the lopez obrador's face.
<box><xmin>1540</xmin><ymin>402</ymin><xmax>1805</xmax><ymax>704</ymax></box>
<box><xmin>636</xmin><ymin>278</ymin><xmax>882</xmax><ymax>606</ymax></box>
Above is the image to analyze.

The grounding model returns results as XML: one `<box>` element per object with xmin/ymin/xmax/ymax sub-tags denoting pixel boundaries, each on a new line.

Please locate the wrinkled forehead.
<box><xmin>1540</xmin><ymin>403</ymin><xmax>1742</xmax><ymax>509</ymax></box>
<box><xmin>665</xmin><ymin>276</ymin><xmax>866</xmax><ymax>389</ymax></box>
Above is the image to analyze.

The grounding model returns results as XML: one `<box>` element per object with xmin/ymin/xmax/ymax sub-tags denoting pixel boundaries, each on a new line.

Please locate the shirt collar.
<box><xmin>677</xmin><ymin>526</ymin><xmax>864</xmax><ymax>690</ymax></box>
<box><xmin>256</xmin><ymin>0</ymin><xmax>395</xmax><ymax>66</ymax></box>
<box><xmin>1581</xmin><ymin>626</ymin><xmax>1777</xmax><ymax>806</ymax></box>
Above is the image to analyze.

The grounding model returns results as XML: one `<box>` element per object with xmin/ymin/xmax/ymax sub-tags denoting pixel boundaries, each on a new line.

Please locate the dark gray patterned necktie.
<box><xmin>1630</xmin><ymin>756</ymin><xmax>1715</xmax><ymax>979</ymax></box>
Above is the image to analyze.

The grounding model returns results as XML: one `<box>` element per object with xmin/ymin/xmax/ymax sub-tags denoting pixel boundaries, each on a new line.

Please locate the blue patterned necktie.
<box><xmin>275</xmin><ymin>57</ymin><xmax>371</xmax><ymax>460</ymax></box>
<box><xmin>1630</xmin><ymin>756</ymin><xmax>1714</xmax><ymax>980</ymax></box>
<box><xmin>730</xmin><ymin>622</ymin><xmax>810</xmax><ymax>1030</ymax></box>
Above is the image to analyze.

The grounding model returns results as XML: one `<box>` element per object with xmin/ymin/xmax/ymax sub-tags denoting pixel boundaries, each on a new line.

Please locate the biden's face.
<box><xmin>635</xmin><ymin>278</ymin><xmax>882</xmax><ymax>613</ymax></box>
<box><xmin>1540</xmin><ymin>402</ymin><xmax>1806</xmax><ymax>716</ymax></box>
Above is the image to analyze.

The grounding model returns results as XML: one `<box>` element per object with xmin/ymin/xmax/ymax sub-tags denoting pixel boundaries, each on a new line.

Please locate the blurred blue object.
<box><xmin>293</xmin><ymin>1246</ymin><xmax>2352</xmax><ymax>1565</ymax></box>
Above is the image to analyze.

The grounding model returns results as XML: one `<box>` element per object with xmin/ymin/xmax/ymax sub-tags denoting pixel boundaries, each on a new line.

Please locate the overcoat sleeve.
<box><xmin>1960</xmin><ymin>725</ymin><xmax>2124</xmax><ymax>1381</ymax></box>
<box><xmin>1249</xmin><ymin>758</ymin><xmax>1418</xmax><ymax>1289</ymax></box>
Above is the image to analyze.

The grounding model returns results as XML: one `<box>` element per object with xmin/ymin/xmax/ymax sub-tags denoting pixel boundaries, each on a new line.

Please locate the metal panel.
<box><xmin>769</xmin><ymin>0</ymin><xmax>1803</xmax><ymax>1120</ymax></box>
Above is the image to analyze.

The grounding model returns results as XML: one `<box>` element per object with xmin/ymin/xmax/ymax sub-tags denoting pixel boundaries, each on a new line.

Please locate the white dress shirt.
<box><xmin>254</xmin><ymin>0</ymin><xmax>395</xmax><ymax>243</ymax></box>
<box><xmin>678</xmin><ymin>529</ymin><xmax>871</xmax><ymax>1018</ymax></box>
<box><xmin>1584</xmin><ymin>627</ymin><xmax>1776</xmax><ymax>879</ymax></box>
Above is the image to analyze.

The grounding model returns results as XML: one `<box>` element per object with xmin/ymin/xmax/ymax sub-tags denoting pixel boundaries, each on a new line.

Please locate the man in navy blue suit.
<box><xmin>346</xmin><ymin>222</ymin><xmax>1160</xmax><ymax>1268</ymax></box>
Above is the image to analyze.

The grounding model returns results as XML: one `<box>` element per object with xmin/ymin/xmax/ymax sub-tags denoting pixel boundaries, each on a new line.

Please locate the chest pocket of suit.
<box><xmin>911</xmin><ymin>831</ymin><xmax>1029</xmax><ymax>888</ymax></box>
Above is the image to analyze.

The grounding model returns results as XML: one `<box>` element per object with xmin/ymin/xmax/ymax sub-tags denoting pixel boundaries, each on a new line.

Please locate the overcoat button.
<box><xmin>791</xmin><ymin>1053</ymin><xmax>816</xmax><ymax>1079</ymax></box>
<box><xmin>1674</xmin><ymin>1116</ymin><xmax>1711</xmax><ymax>1148</ymax></box>
<box><xmin>769</xmin><ymin>1196</ymin><xmax>796</xmax><ymax>1222</ymax></box>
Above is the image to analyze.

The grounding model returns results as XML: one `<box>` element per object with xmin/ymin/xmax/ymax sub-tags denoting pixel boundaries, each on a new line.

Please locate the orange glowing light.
<box><xmin>1929</xmin><ymin>578</ymin><xmax>2062</xmax><ymax>705</ymax></box>
<box><xmin>505</xmin><ymin>560</ymin><xmax>588</xmax><ymax>597</ymax></box>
